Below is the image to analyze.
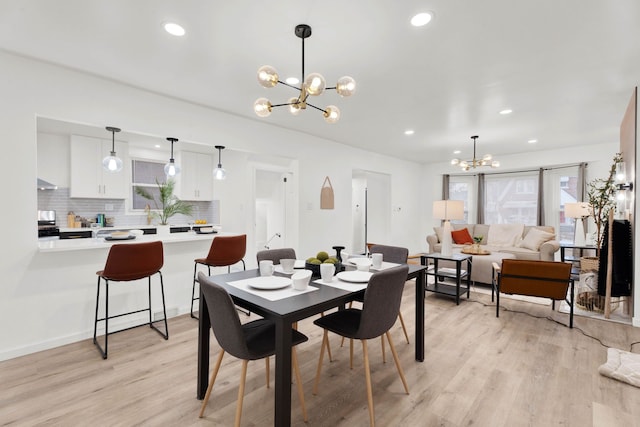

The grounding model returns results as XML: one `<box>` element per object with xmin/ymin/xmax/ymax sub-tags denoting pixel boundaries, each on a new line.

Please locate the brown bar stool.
<box><xmin>191</xmin><ymin>234</ymin><xmax>247</xmax><ymax>319</ymax></box>
<box><xmin>93</xmin><ymin>241</ymin><xmax>168</xmax><ymax>359</ymax></box>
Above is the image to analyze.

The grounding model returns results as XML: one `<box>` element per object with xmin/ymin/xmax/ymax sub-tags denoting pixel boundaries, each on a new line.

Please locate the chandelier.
<box><xmin>451</xmin><ymin>135</ymin><xmax>500</xmax><ymax>171</ymax></box>
<box><xmin>253</xmin><ymin>24</ymin><xmax>356</xmax><ymax>124</ymax></box>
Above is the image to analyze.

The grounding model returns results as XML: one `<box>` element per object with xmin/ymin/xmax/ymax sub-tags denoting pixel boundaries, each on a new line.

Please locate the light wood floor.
<box><xmin>2</xmin><ymin>286</ymin><xmax>640</xmax><ymax>427</ymax></box>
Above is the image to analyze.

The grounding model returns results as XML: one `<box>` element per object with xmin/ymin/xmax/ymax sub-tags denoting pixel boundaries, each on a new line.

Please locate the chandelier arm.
<box><xmin>270</xmin><ymin>102</ymin><xmax>298</xmax><ymax>108</ymax></box>
<box><xmin>278</xmin><ymin>81</ymin><xmax>302</xmax><ymax>91</ymax></box>
<box><xmin>305</xmin><ymin>102</ymin><xmax>326</xmax><ymax>113</ymax></box>
<box><xmin>325</xmin><ymin>86</ymin><xmax>337</xmax><ymax>90</ymax></box>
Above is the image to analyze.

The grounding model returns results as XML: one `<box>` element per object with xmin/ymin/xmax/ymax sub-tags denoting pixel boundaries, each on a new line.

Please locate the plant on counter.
<box><xmin>135</xmin><ymin>178</ymin><xmax>193</xmax><ymax>225</ymax></box>
<box><xmin>587</xmin><ymin>152</ymin><xmax>623</xmax><ymax>249</ymax></box>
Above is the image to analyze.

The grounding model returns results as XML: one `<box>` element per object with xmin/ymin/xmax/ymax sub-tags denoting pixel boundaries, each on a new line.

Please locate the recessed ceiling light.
<box><xmin>163</xmin><ymin>22</ymin><xmax>185</xmax><ymax>37</ymax></box>
<box><xmin>404</xmin><ymin>129</ymin><xmax>415</xmax><ymax>135</ymax></box>
<box><xmin>499</xmin><ymin>109</ymin><xmax>513</xmax><ymax>115</ymax></box>
<box><xmin>154</xmin><ymin>144</ymin><xmax>161</xmax><ymax>148</ymax></box>
<box><xmin>528</xmin><ymin>139</ymin><xmax>538</xmax><ymax>144</ymax></box>
<box><xmin>285</xmin><ymin>77</ymin><xmax>299</xmax><ymax>85</ymax></box>
<box><xmin>453</xmin><ymin>150</ymin><xmax>461</xmax><ymax>154</ymax></box>
<box><xmin>411</xmin><ymin>12</ymin><xmax>433</xmax><ymax>27</ymax></box>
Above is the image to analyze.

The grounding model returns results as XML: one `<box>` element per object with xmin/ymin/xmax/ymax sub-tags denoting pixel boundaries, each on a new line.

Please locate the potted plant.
<box><xmin>586</xmin><ymin>152</ymin><xmax>622</xmax><ymax>249</ymax></box>
<box><xmin>135</xmin><ymin>178</ymin><xmax>193</xmax><ymax>233</ymax></box>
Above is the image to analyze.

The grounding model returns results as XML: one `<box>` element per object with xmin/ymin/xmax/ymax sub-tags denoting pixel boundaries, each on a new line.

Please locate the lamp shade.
<box><xmin>565</xmin><ymin>202</ymin><xmax>590</xmax><ymax>218</ymax></box>
<box><xmin>432</xmin><ymin>200</ymin><xmax>465</xmax><ymax>221</ymax></box>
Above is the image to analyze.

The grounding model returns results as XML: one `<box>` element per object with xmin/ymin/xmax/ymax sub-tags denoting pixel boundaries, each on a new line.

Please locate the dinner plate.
<box><xmin>247</xmin><ymin>276</ymin><xmax>292</xmax><ymax>290</ymax></box>
<box><xmin>336</xmin><ymin>271</ymin><xmax>373</xmax><ymax>283</ymax></box>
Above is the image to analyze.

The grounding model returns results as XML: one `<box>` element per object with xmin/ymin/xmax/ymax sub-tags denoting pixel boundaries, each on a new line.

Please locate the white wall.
<box><xmin>0</xmin><ymin>51</ymin><xmax>426</xmax><ymax>360</ymax></box>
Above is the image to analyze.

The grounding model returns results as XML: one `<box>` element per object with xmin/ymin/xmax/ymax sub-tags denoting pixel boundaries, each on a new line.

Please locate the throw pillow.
<box><xmin>518</xmin><ymin>227</ymin><xmax>556</xmax><ymax>251</ymax></box>
<box><xmin>451</xmin><ymin>228</ymin><xmax>474</xmax><ymax>244</ymax></box>
<box><xmin>487</xmin><ymin>224</ymin><xmax>524</xmax><ymax>247</ymax></box>
<box><xmin>433</xmin><ymin>226</ymin><xmax>444</xmax><ymax>243</ymax></box>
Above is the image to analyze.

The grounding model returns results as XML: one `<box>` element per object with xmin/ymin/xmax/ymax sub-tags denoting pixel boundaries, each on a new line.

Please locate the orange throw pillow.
<box><xmin>451</xmin><ymin>228</ymin><xmax>474</xmax><ymax>244</ymax></box>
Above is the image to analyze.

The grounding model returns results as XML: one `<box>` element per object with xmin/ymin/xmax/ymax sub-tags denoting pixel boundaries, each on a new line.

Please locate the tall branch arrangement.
<box><xmin>587</xmin><ymin>152</ymin><xmax>622</xmax><ymax>249</ymax></box>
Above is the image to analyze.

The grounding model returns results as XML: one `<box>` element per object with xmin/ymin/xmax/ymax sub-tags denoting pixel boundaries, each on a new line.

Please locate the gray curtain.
<box><xmin>442</xmin><ymin>174</ymin><xmax>450</xmax><ymax>199</ymax></box>
<box><xmin>476</xmin><ymin>173</ymin><xmax>485</xmax><ymax>224</ymax></box>
<box><xmin>537</xmin><ymin>168</ymin><xmax>545</xmax><ymax>225</ymax></box>
<box><xmin>577</xmin><ymin>162</ymin><xmax>587</xmax><ymax>201</ymax></box>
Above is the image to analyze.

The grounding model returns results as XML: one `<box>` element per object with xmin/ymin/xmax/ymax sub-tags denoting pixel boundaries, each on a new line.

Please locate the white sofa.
<box><xmin>426</xmin><ymin>224</ymin><xmax>560</xmax><ymax>284</ymax></box>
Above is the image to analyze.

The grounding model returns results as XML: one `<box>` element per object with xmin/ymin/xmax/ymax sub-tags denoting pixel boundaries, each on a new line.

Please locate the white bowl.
<box><xmin>129</xmin><ymin>229</ymin><xmax>144</xmax><ymax>236</ymax></box>
<box><xmin>291</xmin><ymin>270</ymin><xmax>312</xmax><ymax>290</ymax></box>
<box><xmin>350</xmin><ymin>257</ymin><xmax>372</xmax><ymax>271</ymax></box>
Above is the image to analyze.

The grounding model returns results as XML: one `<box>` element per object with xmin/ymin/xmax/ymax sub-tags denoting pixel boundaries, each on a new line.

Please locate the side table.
<box><xmin>421</xmin><ymin>253</ymin><xmax>472</xmax><ymax>305</ymax></box>
<box><xmin>559</xmin><ymin>244</ymin><xmax>598</xmax><ymax>279</ymax></box>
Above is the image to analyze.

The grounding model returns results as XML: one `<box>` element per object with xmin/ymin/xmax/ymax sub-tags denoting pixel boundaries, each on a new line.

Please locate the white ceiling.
<box><xmin>2</xmin><ymin>0</ymin><xmax>639</xmax><ymax>164</ymax></box>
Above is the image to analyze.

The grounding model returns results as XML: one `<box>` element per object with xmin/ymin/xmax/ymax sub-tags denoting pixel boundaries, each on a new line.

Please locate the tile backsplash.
<box><xmin>38</xmin><ymin>188</ymin><xmax>220</xmax><ymax>227</ymax></box>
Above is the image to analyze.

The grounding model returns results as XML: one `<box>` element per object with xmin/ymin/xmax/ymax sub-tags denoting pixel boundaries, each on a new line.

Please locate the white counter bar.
<box><xmin>39</xmin><ymin>230</ymin><xmax>228</xmax><ymax>252</ymax></box>
<box><xmin>2</xmin><ymin>231</ymin><xmax>244</xmax><ymax>361</ymax></box>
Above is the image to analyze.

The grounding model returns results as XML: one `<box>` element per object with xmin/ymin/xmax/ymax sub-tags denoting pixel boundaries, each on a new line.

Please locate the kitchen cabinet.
<box><xmin>179</xmin><ymin>151</ymin><xmax>213</xmax><ymax>201</ymax></box>
<box><xmin>70</xmin><ymin>135</ymin><xmax>128</xmax><ymax>199</ymax></box>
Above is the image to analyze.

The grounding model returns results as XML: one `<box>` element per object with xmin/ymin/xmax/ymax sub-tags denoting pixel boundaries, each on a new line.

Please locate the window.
<box><xmin>483</xmin><ymin>172</ymin><xmax>538</xmax><ymax>225</ymax></box>
<box><xmin>545</xmin><ymin>167</ymin><xmax>580</xmax><ymax>243</ymax></box>
<box><xmin>448</xmin><ymin>175</ymin><xmax>476</xmax><ymax>224</ymax></box>
<box><xmin>131</xmin><ymin>160</ymin><xmax>166</xmax><ymax>210</ymax></box>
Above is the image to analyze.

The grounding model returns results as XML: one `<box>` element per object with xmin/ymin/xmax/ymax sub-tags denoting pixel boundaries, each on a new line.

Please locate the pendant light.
<box><xmin>213</xmin><ymin>145</ymin><xmax>226</xmax><ymax>180</ymax></box>
<box><xmin>102</xmin><ymin>126</ymin><xmax>123</xmax><ymax>172</ymax></box>
<box><xmin>164</xmin><ymin>137</ymin><xmax>181</xmax><ymax>177</ymax></box>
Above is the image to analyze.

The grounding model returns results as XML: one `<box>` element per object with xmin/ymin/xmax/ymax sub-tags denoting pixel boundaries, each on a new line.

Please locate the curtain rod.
<box><xmin>447</xmin><ymin>162</ymin><xmax>587</xmax><ymax>177</ymax></box>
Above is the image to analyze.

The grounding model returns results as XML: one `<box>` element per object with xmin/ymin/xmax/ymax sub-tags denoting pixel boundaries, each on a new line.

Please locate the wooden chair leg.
<box><xmin>380</xmin><ymin>335</ymin><xmax>386</xmax><ymax>363</ymax></box>
<box><xmin>265</xmin><ymin>357</ymin><xmax>270</xmax><ymax>388</ymax></box>
<box><xmin>313</xmin><ymin>330</ymin><xmax>329</xmax><ymax>395</ymax></box>
<box><xmin>292</xmin><ymin>348</ymin><xmax>308</xmax><ymax>422</ymax></box>
<box><xmin>199</xmin><ymin>350</ymin><xmax>225</xmax><ymax>418</ymax></box>
<box><xmin>386</xmin><ymin>331</ymin><xmax>409</xmax><ymax>394</ymax></box>
<box><xmin>362</xmin><ymin>340</ymin><xmax>375</xmax><ymax>427</ymax></box>
<box><xmin>235</xmin><ymin>360</ymin><xmax>249</xmax><ymax>427</ymax></box>
<box><xmin>326</xmin><ymin>334</ymin><xmax>333</xmax><ymax>362</ymax></box>
<box><xmin>398</xmin><ymin>312</ymin><xmax>410</xmax><ymax>344</ymax></box>
<box><xmin>340</xmin><ymin>302</ymin><xmax>354</xmax><ymax>348</ymax></box>
<box><xmin>350</xmin><ymin>338</ymin><xmax>354</xmax><ymax>369</ymax></box>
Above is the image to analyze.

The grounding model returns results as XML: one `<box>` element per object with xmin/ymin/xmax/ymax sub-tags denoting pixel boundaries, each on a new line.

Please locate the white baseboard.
<box><xmin>633</xmin><ymin>316</ymin><xmax>640</xmax><ymax>328</ymax></box>
<box><xmin>0</xmin><ymin>305</ymin><xmax>189</xmax><ymax>362</ymax></box>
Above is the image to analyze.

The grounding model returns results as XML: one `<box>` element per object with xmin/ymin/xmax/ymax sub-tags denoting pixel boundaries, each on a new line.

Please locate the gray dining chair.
<box><xmin>256</xmin><ymin>247</ymin><xmax>334</xmax><ymax>362</ymax></box>
<box><xmin>256</xmin><ymin>247</ymin><xmax>297</xmax><ymax>264</ymax></box>
<box><xmin>343</xmin><ymin>244</ymin><xmax>411</xmax><ymax>360</ymax></box>
<box><xmin>313</xmin><ymin>265</ymin><xmax>410</xmax><ymax>427</ymax></box>
<box><xmin>197</xmin><ymin>272</ymin><xmax>308</xmax><ymax>425</ymax></box>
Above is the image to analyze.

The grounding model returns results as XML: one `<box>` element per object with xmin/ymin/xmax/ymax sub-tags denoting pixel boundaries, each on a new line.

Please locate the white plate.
<box><xmin>247</xmin><ymin>276</ymin><xmax>292</xmax><ymax>290</ymax></box>
<box><xmin>336</xmin><ymin>271</ymin><xmax>373</xmax><ymax>283</ymax></box>
<box><xmin>294</xmin><ymin>260</ymin><xmax>305</xmax><ymax>268</ymax></box>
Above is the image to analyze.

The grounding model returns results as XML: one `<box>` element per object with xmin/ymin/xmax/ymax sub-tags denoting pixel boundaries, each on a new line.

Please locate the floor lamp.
<box><xmin>433</xmin><ymin>200</ymin><xmax>465</xmax><ymax>256</ymax></box>
<box><xmin>565</xmin><ymin>202</ymin><xmax>590</xmax><ymax>246</ymax></box>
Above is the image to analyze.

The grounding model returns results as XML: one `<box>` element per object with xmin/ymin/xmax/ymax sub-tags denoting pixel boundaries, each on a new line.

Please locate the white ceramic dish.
<box><xmin>274</xmin><ymin>265</ymin><xmax>294</xmax><ymax>275</ymax></box>
<box><xmin>108</xmin><ymin>232</ymin><xmax>133</xmax><ymax>240</ymax></box>
<box><xmin>294</xmin><ymin>260</ymin><xmax>306</xmax><ymax>269</ymax></box>
<box><xmin>247</xmin><ymin>276</ymin><xmax>292</xmax><ymax>290</ymax></box>
<box><xmin>336</xmin><ymin>271</ymin><xmax>373</xmax><ymax>283</ymax></box>
<box><xmin>291</xmin><ymin>270</ymin><xmax>312</xmax><ymax>290</ymax></box>
<box><xmin>349</xmin><ymin>257</ymin><xmax>372</xmax><ymax>271</ymax></box>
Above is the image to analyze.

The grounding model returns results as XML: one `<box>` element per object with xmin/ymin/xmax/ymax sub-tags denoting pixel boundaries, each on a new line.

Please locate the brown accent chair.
<box><xmin>93</xmin><ymin>241</ymin><xmax>168</xmax><ymax>359</ymax></box>
<box><xmin>492</xmin><ymin>259</ymin><xmax>574</xmax><ymax>328</ymax></box>
<box><xmin>192</xmin><ymin>235</ymin><xmax>247</xmax><ymax>319</ymax></box>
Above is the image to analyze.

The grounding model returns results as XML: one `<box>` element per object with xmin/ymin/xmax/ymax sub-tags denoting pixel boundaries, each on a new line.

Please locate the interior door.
<box><xmin>352</xmin><ymin>170</ymin><xmax>391</xmax><ymax>254</ymax></box>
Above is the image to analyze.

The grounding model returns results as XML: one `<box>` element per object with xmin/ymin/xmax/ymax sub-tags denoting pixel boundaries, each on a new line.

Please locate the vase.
<box><xmin>156</xmin><ymin>224</ymin><xmax>171</xmax><ymax>236</ymax></box>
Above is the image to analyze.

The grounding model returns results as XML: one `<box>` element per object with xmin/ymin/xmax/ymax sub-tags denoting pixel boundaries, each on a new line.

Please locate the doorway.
<box><xmin>254</xmin><ymin>168</ymin><xmax>295</xmax><ymax>254</ymax></box>
<box><xmin>352</xmin><ymin>170</ymin><xmax>391</xmax><ymax>254</ymax></box>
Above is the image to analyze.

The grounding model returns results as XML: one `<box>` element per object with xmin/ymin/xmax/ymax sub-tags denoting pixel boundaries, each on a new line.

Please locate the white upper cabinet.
<box><xmin>180</xmin><ymin>151</ymin><xmax>213</xmax><ymax>201</ymax></box>
<box><xmin>70</xmin><ymin>135</ymin><xmax>129</xmax><ymax>199</ymax></box>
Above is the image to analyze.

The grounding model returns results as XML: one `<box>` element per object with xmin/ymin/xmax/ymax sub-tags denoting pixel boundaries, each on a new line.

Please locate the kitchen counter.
<box><xmin>38</xmin><ymin>230</ymin><xmax>232</xmax><ymax>252</ymax></box>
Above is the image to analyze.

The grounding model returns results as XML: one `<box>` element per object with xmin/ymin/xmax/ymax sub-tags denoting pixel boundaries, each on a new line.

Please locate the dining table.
<box><xmin>197</xmin><ymin>262</ymin><xmax>427</xmax><ymax>426</ymax></box>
